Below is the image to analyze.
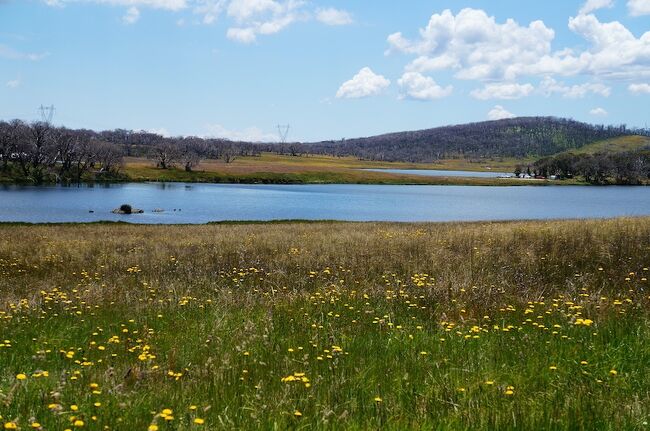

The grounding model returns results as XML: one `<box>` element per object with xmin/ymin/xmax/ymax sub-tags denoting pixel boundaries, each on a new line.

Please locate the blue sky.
<box><xmin>0</xmin><ymin>0</ymin><xmax>649</xmax><ymax>142</ymax></box>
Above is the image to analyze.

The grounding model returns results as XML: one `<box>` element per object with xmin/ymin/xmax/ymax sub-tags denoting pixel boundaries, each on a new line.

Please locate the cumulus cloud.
<box><xmin>397</xmin><ymin>72</ymin><xmax>452</xmax><ymax>100</ymax></box>
<box><xmin>386</xmin><ymin>9</ymin><xmax>556</xmax><ymax>81</ymax></box>
<box><xmin>6</xmin><ymin>78</ymin><xmax>20</xmax><ymax>88</ymax></box>
<box><xmin>628</xmin><ymin>0</ymin><xmax>650</xmax><ymax>16</ymax></box>
<box><xmin>589</xmin><ymin>107</ymin><xmax>608</xmax><ymax>116</ymax></box>
<box><xmin>387</xmin><ymin>8</ymin><xmax>650</xmax><ymax>84</ymax></box>
<box><xmin>122</xmin><ymin>6</ymin><xmax>140</xmax><ymax>23</ymax></box>
<box><xmin>204</xmin><ymin>123</ymin><xmax>278</xmax><ymax>142</ymax></box>
<box><xmin>225</xmin><ymin>0</ymin><xmax>306</xmax><ymax>43</ymax></box>
<box><xmin>43</xmin><ymin>0</ymin><xmax>188</xmax><ymax>10</ymax></box>
<box><xmin>487</xmin><ymin>105</ymin><xmax>516</xmax><ymax>120</ymax></box>
<box><xmin>629</xmin><ymin>83</ymin><xmax>650</xmax><ymax>93</ymax></box>
<box><xmin>316</xmin><ymin>7</ymin><xmax>352</xmax><ymax>26</ymax></box>
<box><xmin>471</xmin><ymin>83</ymin><xmax>534</xmax><ymax>100</ymax></box>
<box><xmin>193</xmin><ymin>0</ymin><xmax>225</xmax><ymax>24</ymax></box>
<box><xmin>579</xmin><ymin>0</ymin><xmax>613</xmax><ymax>15</ymax></box>
<box><xmin>564</xmin><ymin>13</ymin><xmax>650</xmax><ymax>80</ymax></box>
<box><xmin>539</xmin><ymin>76</ymin><xmax>610</xmax><ymax>98</ymax></box>
<box><xmin>336</xmin><ymin>67</ymin><xmax>390</xmax><ymax>99</ymax></box>
<box><xmin>42</xmin><ymin>0</ymin><xmax>353</xmax><ymax>42</ymax></box>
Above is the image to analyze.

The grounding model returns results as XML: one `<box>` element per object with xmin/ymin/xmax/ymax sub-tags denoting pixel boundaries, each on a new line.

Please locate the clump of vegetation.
<box><xmin>0</xmin><ymin>219</ymin><xmax>649</xmax><ymax>429</ymax></box>
<box><xmin>528</xmin><ymin>150</ymin><xmax>650</xmax><ymax>184</ymax></box>
<box><xmin>119</xmin><ymin>204</ymin><xmax>132</xmax><ymax>214</ymax></box>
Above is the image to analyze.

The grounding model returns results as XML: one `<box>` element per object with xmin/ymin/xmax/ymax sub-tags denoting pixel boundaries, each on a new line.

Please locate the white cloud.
<box><xmin>336</xmin><ymin>67</ymin><xmax>390</xmax><ymax>99</ymax></box>
<box><xmin>225</xmin><ymin>0</ymin><xmax>305</xmax><ymax>43</ymax></box>
<box><xmin>43</xmin><ymin>0</ymin><xmax>188</xmax><ymax>10</ymax></box>
<box><xmin>387</xmin><ymin>8</ymin><xmax>650</xmax><ymax>85</ymax></box>
<box><xmin>193</xmin><ymin>0</ymin><xmax>225</xmax><ymax>24</ymax></box>
<box><xmin>397</xmin><ymin>72</ymin><xmax>452</xmax><ymax>100</ymax></box>
<box><xmin>471</xmin><ymin>82</ymin><xmax>534</xmax><ymax>100</ymax></box>
<box><xmin>6</xmin><ymin>78</ymin><xmax>20</xmax><ymax>88</ymax></box>
<box><xmin>42</xmin><ymin>0</ymin><xmax>349</xmax><ymax>41</ymax></box>
<box><xmin>579</xmin><ymin>0</ymin><xmax>613</xmax><ymax>15</ymax></box>
<box><xmin>122</xmin><ymin>6</ymin><xmax>140</xmax><ymax>23</ymax></box>
<box><xmin>0</xmin><ymin>44</ymin><xmax>48</xmax><ymax>61</ymax></box>
<box><xmin>589</xmin><ymin>107</ymin><xmax>608</xmax><ymax>116</ymax></box>
<box><xmin>226</xmin><ymin>27</ymin><xmax>257</xmax><ymax>43</ymax></box>
<box><xmin>227</xmin><ymin>0</ymin><xmax>279</xmax><ymax>21</ymax></box>
<box><xmin>316</xmin><ymin>7</ymin><xmax>352</xmax><ymax>26</ymax></box>
<box><xmin>487</xmin><ymin>105</ymin><xmax>516</xmax><ymax>120</ymax></box>
<box><xmin>204</xmin><ymin>123</ymin><xmax>278</xmax><ymax>142</ymax></box>
<box><xmin>386</xmin><ymin>9</ymin><xmax>556</xmax><ymax>81</ymax></box>
<box><xmin>629</xmin><ymin>83</ymin><xmax>650</xmax><ymax>93</ymax></box>
<box><xmin>145</xmin><ymin>127</ymin><xmax>171</xmax><ymax>137</ymax></box>
<box><xmin>565</xmin><ymin>13</ymin><xmax>650</xmax><ymax>80</ymax></box>
<box><xmin>628</xmin><ymin>0</ymin><xmax>650</xmax><ymax>16</ymax></box>
<box><xmin>539</xmin><ymin>76</ymin><xmax>610</xmax><ymax>98</ymax></box>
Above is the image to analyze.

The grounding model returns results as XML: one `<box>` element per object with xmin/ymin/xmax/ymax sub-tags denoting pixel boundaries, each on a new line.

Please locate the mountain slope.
<box><xmin>306</xmin><ymin>117</ymin><xmax>641</xmax><ymax>162</ymax></box>
<box><xmin>565</xmin><ymin>135</ymin><xmax>650</xmax><ymax>155</ymax></box>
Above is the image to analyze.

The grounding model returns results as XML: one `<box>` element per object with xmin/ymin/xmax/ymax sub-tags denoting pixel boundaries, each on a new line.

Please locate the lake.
<box><xmin>362</xmin><ymin>169</ymin><xmax>512</xmax><ymax>178</ymax></box>
<box><xmin>1</xmin><ymin>182</ymin><xmax>650</xmax><ymax>224</ymax></box>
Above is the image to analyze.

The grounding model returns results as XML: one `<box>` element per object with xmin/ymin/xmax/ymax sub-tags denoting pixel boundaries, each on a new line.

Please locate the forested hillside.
<box><xmin>306</xmin><ymin>117</ymin><xmax>644</xmax><ymax>162</ymax></box>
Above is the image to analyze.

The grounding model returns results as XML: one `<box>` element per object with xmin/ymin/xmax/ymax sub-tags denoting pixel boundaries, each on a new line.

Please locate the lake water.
<box><xmin>1</xmin><ymin>182</ymin><xmax>650</xmax><ymax>224</ymax></box>
<box><xmin>363</xmin><ymin>169</ymin><xmax>512</xmax><ymax>178</ymax></box>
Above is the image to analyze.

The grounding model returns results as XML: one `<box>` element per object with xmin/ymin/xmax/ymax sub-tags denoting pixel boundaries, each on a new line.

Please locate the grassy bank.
<box><xmin>121</xmin><ymin>154</ymin><xmax>570</xmax><ymax>186</ymax></box>
<box><xmin>1</xmin><ymin>219</ymin><xmax>649</xmax><ymax>429</ymax></box>
<box><xmin>0</xmin><ymin>154</ymin><xmax>576</xmax><ymax>186</ymax></box>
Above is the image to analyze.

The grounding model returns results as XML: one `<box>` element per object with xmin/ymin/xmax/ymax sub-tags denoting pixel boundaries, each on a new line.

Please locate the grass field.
<box><xmin>1</xmin><ymin>219</ymin><xmax>649</xmax><ymax>430</ymax></box>
<box><xmin>565</xmin><ymin>135</ymin><xmax>650</xmax><ymax>155</ymax></box>
<box><xmin>121</xmin><ymin>154</ymin><xmax>552</xmax><ymax>186</ymax></box>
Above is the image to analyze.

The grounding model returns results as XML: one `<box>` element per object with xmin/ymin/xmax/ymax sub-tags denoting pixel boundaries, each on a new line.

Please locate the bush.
<box><xmin>119</xmin><ymin>204</ymin><xmax>132</xmax><ymax>214</ymax></box>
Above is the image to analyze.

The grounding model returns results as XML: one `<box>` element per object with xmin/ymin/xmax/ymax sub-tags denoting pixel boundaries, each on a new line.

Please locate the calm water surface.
<box><xmin>1</xmin><ymin>182</ymin><xmax>649</xmax><ymax>224</ymax></box>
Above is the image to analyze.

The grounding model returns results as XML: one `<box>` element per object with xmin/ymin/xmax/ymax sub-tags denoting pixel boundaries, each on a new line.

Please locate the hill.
<box><xmin>306</xmin><ymin>117</ymin><xmax>643</xmax><ymax>162</ymax></box>
<box><xmin>565</xmin><ymin>135</ymin><xmax>650</xmax><ymax>155</ymax></box>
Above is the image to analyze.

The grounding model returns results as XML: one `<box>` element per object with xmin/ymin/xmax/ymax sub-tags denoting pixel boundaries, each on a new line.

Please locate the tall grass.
<box><xmin>0</xmin><ymin>219</ymin><xmax>649</xmax><ymax>429</ymax></box>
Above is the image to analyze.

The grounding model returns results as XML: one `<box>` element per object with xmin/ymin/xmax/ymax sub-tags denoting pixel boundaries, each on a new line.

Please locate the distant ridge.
<box><xmin>304</xmin><ymin>117</ymin><xmax>647</xmax><ymax>162</ymax></box>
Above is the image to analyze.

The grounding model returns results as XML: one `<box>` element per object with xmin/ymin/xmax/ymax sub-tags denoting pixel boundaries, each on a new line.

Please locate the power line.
<box><xmin>277</xmin><ymin>124</ymin><xmax>290</xmax><ymax>143</ymax></box>
<box><xmin>38</xmin><ymin>104</ymin><xmax>55</xmax><ymax>124</ymax></box>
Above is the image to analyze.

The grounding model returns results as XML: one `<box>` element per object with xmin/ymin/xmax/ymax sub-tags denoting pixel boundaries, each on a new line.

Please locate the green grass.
<box><xmin>565</xmin><ymin>135</ymin><xmax>650</xmax><ymax>155</ymax></box>
<box><xmin>0</xmin><ymin>219</ymin><xmax>649</xmax><ymax>429</ymax></box>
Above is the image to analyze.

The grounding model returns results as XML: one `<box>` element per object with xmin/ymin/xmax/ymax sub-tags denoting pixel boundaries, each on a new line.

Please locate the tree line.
<box><xmin>1</xmin><ymin>117</ymin><xmax>648</xmax><ymax>184</ymax></box>
<box><xmin>0</xmin><ymin>120</ymin><xmax>122</xmax><ymax>183</ymax></box>
<box><xmin>524</xmin><ymin>151</ymin><xmax>650</xmax><ymax>184</ymax></box>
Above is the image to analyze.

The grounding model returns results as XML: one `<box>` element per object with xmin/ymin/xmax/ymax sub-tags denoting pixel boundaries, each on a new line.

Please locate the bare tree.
<box><xmin>94</xmin><ymin>140</ymin><xmax>123</xmax><ymax>174</ymax></box>
<box><xmin>179</xmin><ymin>138</ymin><xmax>206</xmax><ymax>172</ymax></box>
<box><xmin>151</xmin><ymin>142</ymin><xmax>179</xmax><ymax>169</ymax></box>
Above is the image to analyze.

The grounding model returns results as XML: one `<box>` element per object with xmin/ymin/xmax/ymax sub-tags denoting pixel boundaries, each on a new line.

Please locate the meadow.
<box><xmin>119</xmin><ymin>154</ymin><xmax>553</xmax><ymax>186</ymax></box>
<box><xmin>0</xmin><ymin>219</ymin><xmax>649</xmax><ymax>429</ymax></box>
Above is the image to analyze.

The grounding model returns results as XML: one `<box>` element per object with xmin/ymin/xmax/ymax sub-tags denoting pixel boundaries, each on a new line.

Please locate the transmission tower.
<box><xmin>39</xmin><ymin>104</ymin><xmax>55</xmax><ymax>124</ymax></box>
<box><xmin>277</xmin><ymin>124</ymin><xmax>290</xmax><ymax>143</ymax></box>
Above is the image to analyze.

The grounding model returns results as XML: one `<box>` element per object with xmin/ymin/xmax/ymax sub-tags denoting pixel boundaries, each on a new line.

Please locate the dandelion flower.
<box><xmin>16</xmin><ymin>373</ymin><xmax>27</xmax><ymax>380</ymax></box>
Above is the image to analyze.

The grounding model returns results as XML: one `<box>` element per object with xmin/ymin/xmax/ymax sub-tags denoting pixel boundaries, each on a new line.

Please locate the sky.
<box><xmin>0</xmin><ymin>0</ymin><xmax>649</xmax><ymax>142</ymax></box>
